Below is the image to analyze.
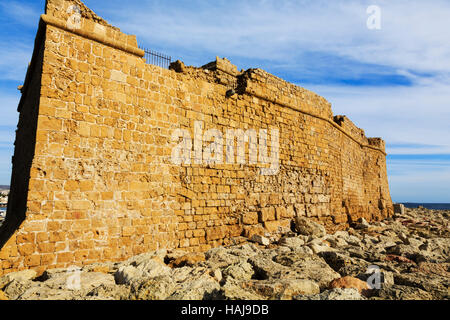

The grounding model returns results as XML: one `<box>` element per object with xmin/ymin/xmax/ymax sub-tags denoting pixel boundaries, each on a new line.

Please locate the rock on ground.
<box><xmin>0</xmin><ymin>208</ymin><xmax>447</xmax><ymax>300</ymax></box>
<box><xmin>328</xmin><ymin>276</ymin><xmax>370</xmax><ymax>297</ymax></box>
<box><xmin>294</xmin><ymin>217</ymin><xmax>326</xmax><ymax>238</ymax></box>
<box><xmin>295</xmin><ymin>288</ymin><xmax>366</xmax><ymax>300</ymax></box>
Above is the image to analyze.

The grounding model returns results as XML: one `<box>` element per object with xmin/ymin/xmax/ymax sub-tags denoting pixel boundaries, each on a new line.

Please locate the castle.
<box><xmin>0</xmin><ymin>0</ymin><xmax>393</xmax><ymax>276</ymax></box>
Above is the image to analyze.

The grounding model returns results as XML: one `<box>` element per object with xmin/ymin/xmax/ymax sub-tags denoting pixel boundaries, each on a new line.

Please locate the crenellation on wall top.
<box><xmin>168</xmin><ymin>58</ymin><xmax>386</xmax><ymax>154</ymax></box>
<box><xmin>368</xmin><ymin>138</ymin><xmax>386</xmax><ymax>150</ymax></box>
<box><xmin>202</xmin><ymin>57</ymin><xmax>240</xmax><ymax>76</ymax></box>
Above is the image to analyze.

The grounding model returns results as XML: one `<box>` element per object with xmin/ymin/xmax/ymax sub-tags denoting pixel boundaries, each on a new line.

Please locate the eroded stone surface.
<box><xmin>0</xmin><ymin>205</ymin><xmax>447</xmax><ymax>300</ymax></box>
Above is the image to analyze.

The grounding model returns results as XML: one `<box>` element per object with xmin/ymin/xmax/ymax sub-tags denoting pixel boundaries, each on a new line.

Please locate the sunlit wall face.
<box><xmin>0</xmin><ymin>0</ymin><xmax>449</xmax><ymax>202</ymax></box>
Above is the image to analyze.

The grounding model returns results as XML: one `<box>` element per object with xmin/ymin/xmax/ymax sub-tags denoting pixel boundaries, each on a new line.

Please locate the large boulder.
<box><xmin>294</xmin><ymin>217</ymin><xmax>326</xmax><ymax>238</ymax></box>
<box><xmin>87</xmin><ymin>283</ymin><xmax>130</xmax><ymax>300</ymax></box>
<box><xmin>1</xmin><ymin>279</ymin><xmax>35</xmax><ymax>300</ymax></box>
<box><xmin>0</xmin><ymin>270</ymin><xmax>37</xmax><ymax>289</ymax></box>
<box><xmin>114</xmin><ymin>266</ymin><xmax>145</xmax><ymax>285</ymax></box>
<box><xmin>222</xmin><ymin>261</ymin><xmax>255</xmax><ymax>281</ymax></box>
<box><xmin>377</xmin><ymin>285</ymin><xmax>433</xmax><ymax>300</ymax></box>
<box><xmin>167</xmin><ymin>273</ymin><xmax>221</xmax><ymax>300</ymax></box>
<box><xmin>204</xmin><ymin>247</ymin><xmax>244</xmax><ymax>269</ymax></box>
<box><xmin>279</xmin><ymin>236</ymin><xmax>307</xmax><ymax>249</ymax></box>
<box><xmin>115</xmin><ymin>256</ymin><xmax>171</xmax><ymax>285</ymax></box>
<box><xmin>328</xmin><ymin>276</ymin><xmax>370</xmax><ymax>297</ymax></box>
<box><xmin>130</xmin><ymin>275</ymin><xmax>177</xmax><ymax>300</ymax></box>
<box><xmin>271</xmin><ymin>252</ymin><xmax>341</xmax><ymax>290</ymax></box>
<box><xmin>7</xmin><ymin>271</ymin><xmax>116</xmax><ymax>300</ymax></box>
<box><xmin>169</xmin><ymin>253</ymin><xmax>206</xmax><ymax>268</ymax></box>
<box><xmin>393</xmin><ymin>272</ymin><xmax>449</xmax><ymax>299</ymax></box>
<box><xmin>137</xmin><ymin>258</ymin><xmax>172</xmax><ymax>278</ymax></box>
<box><xmin>239</xmin><ymin>279</ymin><xmax>320</xmax><ymax>300</ymax></box>
<box><xmin>221</xmin><ymin>279</ymin><xmax>265</xmax><ymax>300</ymax></box>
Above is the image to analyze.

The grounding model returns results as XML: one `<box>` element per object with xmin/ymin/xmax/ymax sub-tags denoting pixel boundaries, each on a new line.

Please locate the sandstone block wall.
<box><xmin>0</xmin><ymin>0</ymin><xmax>393</xmax><ymax>275</ymax></box>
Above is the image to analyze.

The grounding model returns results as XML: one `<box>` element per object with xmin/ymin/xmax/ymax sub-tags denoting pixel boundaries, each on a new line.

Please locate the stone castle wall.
<box><xmin>0</xmin><ymin>0</ymin><xmax>393</xmax><ymax>275</ymax></box>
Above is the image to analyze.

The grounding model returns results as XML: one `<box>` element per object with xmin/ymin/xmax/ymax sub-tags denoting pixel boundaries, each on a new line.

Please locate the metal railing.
<box><xmin>140</xmin><ymin>46</ymin><xmax>172</xmax><ymax>69</ymax></box>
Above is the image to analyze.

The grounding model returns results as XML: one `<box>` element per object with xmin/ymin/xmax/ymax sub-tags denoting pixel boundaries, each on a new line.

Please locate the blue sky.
<box><xmin>0</xmin><ymin>0</ymin><xmax>449</xmax><ymax>202</ymax></box>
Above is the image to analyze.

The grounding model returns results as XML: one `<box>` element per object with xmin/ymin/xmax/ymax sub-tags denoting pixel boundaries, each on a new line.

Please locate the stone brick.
<box><xmin>259</xmin><ymin>207</ymin><xmax>276</xmax><ymax>222</ymax></box>
<box><xmin>242</xmin><ymin>212</ymin><xmax>259</xmax><ymax>225</ymax></box>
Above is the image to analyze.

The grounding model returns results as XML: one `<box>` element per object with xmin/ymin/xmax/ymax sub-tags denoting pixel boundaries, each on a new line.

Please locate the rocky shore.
<box><xmin>0</xmin><ymin>207</ymin><xmax>448</xmax><ymax>300</ymax></box>
<box><xmin>0</xmin><ymin>189</ymin><xmax>8</xmax><ymax>227</ymax></box>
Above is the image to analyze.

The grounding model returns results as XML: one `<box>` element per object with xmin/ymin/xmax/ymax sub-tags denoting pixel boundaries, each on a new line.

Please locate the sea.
<box><xmin>402</xmin><ymin>203</ymin><xmax>450</xmax><ymax>210</ymax></box>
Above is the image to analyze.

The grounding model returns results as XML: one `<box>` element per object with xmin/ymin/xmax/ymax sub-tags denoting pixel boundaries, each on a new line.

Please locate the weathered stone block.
<box><xmin>259</xmin><ymin>207</ymin><xmax>276</xmax><ymax>222</ymax></box>
<box><xmin>393</xmin><ymin>203</ymin><xmax>405</xmax><ymax>215</ymax></box>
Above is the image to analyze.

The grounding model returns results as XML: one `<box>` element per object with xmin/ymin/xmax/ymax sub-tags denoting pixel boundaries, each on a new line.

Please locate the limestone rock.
<box><xmin>167</xmin><ymin>273</ymin><xmax>221</xmax><ymax>300</ymax></box>
<box><xmin>222</xmin><ymin>261</ymin><xmax>255</xmax><ymax>281</ymax></box>
<box><xmin>130</xmin><ymin>275</ymin><xmax>177</xmax><ymax>300</ymax></box>
<box><xmin>227</xmin><ymin>243</ymin><xmax>262</xmax><ymax>259</ymax></box>
<box><xmin>73</xmin><ymin>272</ymin><xmax>116</xmax><ymax>292</ymax></box>
<box><xmin>308</xmin><ymin>241</ymin><xmax>333</xmax><ymax>254</ymax></box>
<box><xmin>251</xmin><ymin>234</ymin><xmax>270</xmax><ymax>246</ymax></box>
<box><xmin>295</xmin><ymin>288</ymin><xmax>365</xmax><ymax>300</ymax></box>
<box><xmin>0</xmin><ymin>290</ymin><xmax>8</xmax><ymax>300</ymax></box>
<box><xmin>169</xmin><ymin>253</ymin><xmax>206</xmax><ymax>268</ymax></box>
<box><xmin>319</xmin><ymin>251</ymin><xmax>357</xmax><ymax>273</ymax></box>
<box><xmin>16</xmin><ymin>285</ymin><xmax>78</xmax><ymax>300</ymax></box>
<box><xmin>171</xmin><ymin>266</ymin><xmax>210</xmax><ymax>284</ymax></box>
<box><xmin>239</xmin><ymin>279</ymin><xmax>320</xmax><ymax>300</ymax></box>
<box><xmin>279</xmin><ymin>236</ymin><xmax>306</xmax><ymax>249</ymax></box>
<box><xmin>393</xmin><ymin>273</ymin><xmax>449</xmax><ymax>299</ymax></box>
<box><xmin>1</xmin><ymin>206</ymin><xmax>447</xmax><ymax>301</ymax></box>
<box><xmin>394</xmin><ymin>204</ymin><xmax>405</xmax><ymax>215</ymax></box>
<box><xmin>2</xmin><ymin>279</ymin><xmax>34</xmax><ymax>300</ymax></box>
<box><xmin>0</xmin><ymin>270</ymin><xmax>37</xmax><ymax>289</ymax></box>
<box><xmin>294</xmin><ymin>217</ymin><xmax>326</xmax><ymax>238</ymax></box>
<box><xmin>272</xmin><ymin>252</ymin><xmax>340</xmax><ymax>289</ymax></box>
<box><xmin>204</xmin><ymin>247</ymin><xmax>246</xmax><ymax>269</ymax></box>
<box><xmin>114</xmin><ymin>266</ymin><xmax>145</xmax><ymax>285</ymax></box>
<box><xmin>221</xmin><ymin>279</ymin><xmax>265</xmax><ymax>300</ymax></box>
<box><xmin>248</xmin><ymin>253</ymin><xmax>289</xmax><ymax>280</ymax></box>
<box><xmin>378</xmin><ymin>285</ymin><xmax>434</xmax><ymax>300</ymax></box>
<box><xmin>353</xmin><ymin>217</ymin><xmax>370</xmax><ymax>230</ymax></box>
<box><xmin>210</xmin><ymin>269</ymin><xmax>223</xmax><ymax>282</ymax></box>
<box><xmin>14</xmin><ymin>271</ymin><xmax>117</xmax><ymax>300</ymax></box>
<box><xmin>87</xmin><ymin>283</ymin><xmax>130</xmax><ymax>300</ymax></box>
<box><xmin>115</xmin><ymin>256</ymin><xmax>171</xmax><ymax>284</ymax></box>
<box><xmin>124</xmin><ymin>250</ymin><xmax>168</xmax><ymax>267</ymax></box>
<box><xmin>328</xmin><ymin>276</ymin><xmax>370</xmax><ymax>297</ymax></box>
<box><xmin>291</xmin><ymin>246</ymin><xmax>314</xmax><ymax>255</ymax></box>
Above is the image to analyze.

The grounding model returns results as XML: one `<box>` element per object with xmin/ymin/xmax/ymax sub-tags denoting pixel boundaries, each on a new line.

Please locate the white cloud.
<box><xmin>388</xmin><ymin>160</ymin><xmax>450</xmax><ymax>202</ymax></box>
<box><xmin>308</xmin><ymin>78</ymin><xmax>450</xmax><ymax>155</ymax></box>
<box><xmin>0</xmin><ymin>0</ymin><xmax>448</xmax><ymax>199</ymax></box>
<box><xmin>0</xmin><ymin>91</ymin><xmax>20</xmax><ymax>127</ymax></box>
<box><xmin>0</xmin><ymin>1</ymin><xmax>41</xmax><ymax>28</ymax></box>
<box><xmin>95</xmin><ymin>0</ymin><xmax>450</xmax><ymax>74</ymax></box>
